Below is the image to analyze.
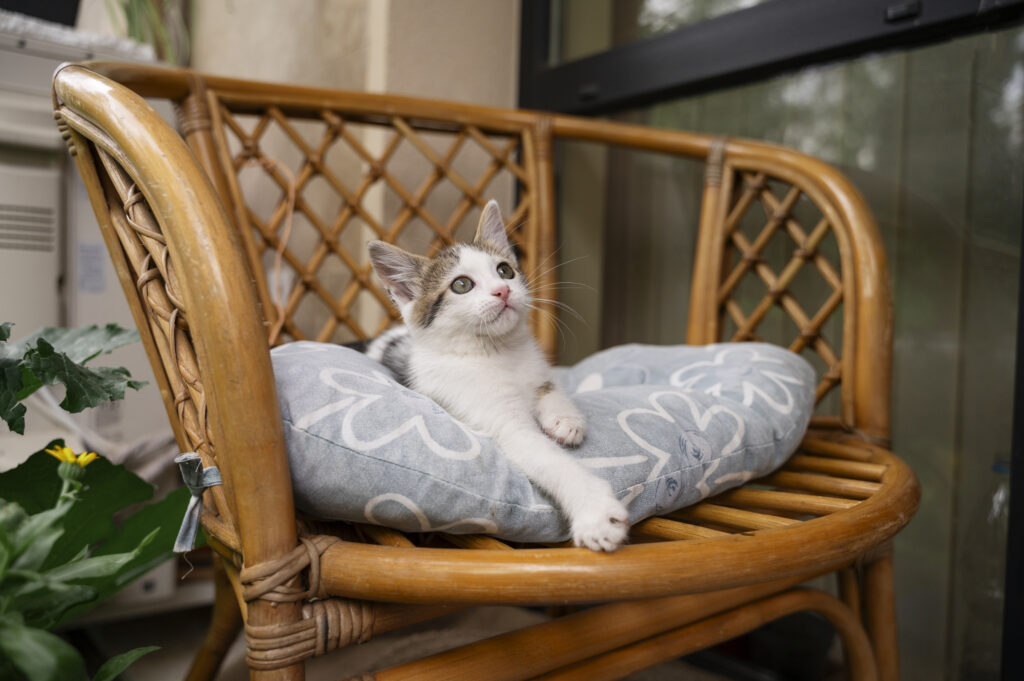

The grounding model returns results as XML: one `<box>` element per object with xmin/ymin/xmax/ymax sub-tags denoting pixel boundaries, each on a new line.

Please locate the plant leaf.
<box><xmin>56</xmin><ymin>488</ymin><xmax>191</xmax><ymax>625</ymax></box>
<box><xmin>44</xmin><ymin>528</ymin><xmax>157</xmax><ymax>583</ymax></box>
<box><xmin>91</xmin><ymin>645</ymin><xmax>159</xmax><ymax>681</ymax></box>
<box><xmin>0</xmin><ymin>442</ymin><xmax>68</xmax><ymax>513</ymax></box>
<box><xmin>0</xmin><ymin>498</ymin><xmax>27</xmax><ymax>534</ymax></box>
<box><xmin>13</xmin><ymin>504</ymin><xmax>72</xmax><ymax>557</ymax></box>
<box><xmin>0</xmin><ymin>356</ymin><xmax>26</xmax><ymax>434</ymax></box>
<box><xmin>3</xmin><ymin>324</ymin><xmax>140</xmax><ymax>365</ymax></box>
<box><xmin>11</xmin><ymin>523</ymin><xmax>63</xmax><ymax>572</ymax></box>
<box><xmin>0</xmin><ymin>617</ymin><xmax>88</xmax><ymax>681</ymax></box>
<box><xmin>0</xmin><ymin>448</ymin><xmax>155</xmax><ymax>570</ymax></box>
<box><xmin>22</xmin><ymin>338</ymin><xmax>145</xmax><ymax>412</ymax></box>
<box><xmin>0</xmin><ymin>500</ymin><xmax>25</xmax><ymax>581</ymax></box>
<box><xmin>0</xmin><ymin>540</ymin><xmax>9</xmax><ymax>583</ymax></box>
<box><xmin>0</xmin><ymin>325</ymin><xmax>146</xmax><ymax>423</ymax></box>
<box><xmin>0</xmin><ymin>450</ymin><xmax>187</xmax><ymax>626</ymax></box>
<box><xmin>8</xmin><ymin>579</ymin><xmax>96</xmax><ymax>630</ymax></box>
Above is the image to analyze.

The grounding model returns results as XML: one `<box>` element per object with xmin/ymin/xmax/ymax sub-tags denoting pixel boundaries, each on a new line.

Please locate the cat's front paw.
<box><xmin>540</xmin><ymin>410</ymin><xmax>586</xmax><ymax>447</ymax></box>
<box><xmin>571</xmin><ymin>495</ymin><xmax>629</xmax><ymax>552</ymax></box>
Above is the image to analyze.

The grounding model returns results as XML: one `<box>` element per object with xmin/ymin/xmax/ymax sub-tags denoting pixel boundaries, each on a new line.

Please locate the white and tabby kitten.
<box><xmin>366</xmin><ymin>201</ymin><xmax>629</xmax><ymax>551</ymax></box>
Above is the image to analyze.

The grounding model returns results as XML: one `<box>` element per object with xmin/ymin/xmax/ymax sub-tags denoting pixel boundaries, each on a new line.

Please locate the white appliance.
<box><xmin>0</xmin><ymin>11</ymin><xmax>175</xmax><ymax>475</ymax></box>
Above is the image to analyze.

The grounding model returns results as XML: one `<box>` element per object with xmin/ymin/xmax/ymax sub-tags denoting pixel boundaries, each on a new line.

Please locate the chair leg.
<box><xmin>863</xmin><ymin>552</ymin><xmax>899</xmax><ymax>681</ymax></box>
<box><xmin>838</xmin><ymin>566</ymin><xmax>862</xmax><ymax>621</ymax></box>
<box><xmin>250</xmin><ymin>667</ymin><xmax>306</xmax><ymax>681</ymax></box>
<box><xmin>185</xmin><ymin>556</ymin><xmax>244</xmax><ymax>681</ymax></box>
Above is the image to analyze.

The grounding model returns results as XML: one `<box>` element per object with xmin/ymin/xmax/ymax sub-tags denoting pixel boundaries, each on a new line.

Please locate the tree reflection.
<box><xmin>634</xmin><ymin>0</ymin><xmax>765</xmax><ymax>37</ymax></box>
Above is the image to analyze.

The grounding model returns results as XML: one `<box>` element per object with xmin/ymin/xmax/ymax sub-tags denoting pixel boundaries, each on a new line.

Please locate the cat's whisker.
<box><xmin>530</xmin><ymin>277</ymin><xmax>592</xmax><ymax>287</ymax></box>
<box><xmin>529</xmin><ymin>281</ymin><xmax>595</xmax><ymax>294</ymax></box>
<box><xmin>525</xmin><ymin>301</ymin><xmax>579</xmax><ymax>342</ymax></box>
<box><xmin>536</xmin><ymin>301</ymin><xmax>585</xmax><ymax>321</ymax></box>
<box><xmin>529</xmin><ymin>305</ymin><xmax>585</xmax><ymax>331</ymax></box>
<box><xmin>526</xmin><ymin>240</ymin><xmax>563</xmax><ymax>275</ymax></box>
<box><xmin>537</xmin><ymin>312</ymin><xmax>576</xmax><ymax>351</ymax></box>
<box><xmin>530</xmin><ymin>296</ymin><xmax>587</xmax><ymax>323</ymax></box>
<box><xmin>526</xmin><ymin>255</ymin><xmax>589</xmax><ymax>288</ymax></box>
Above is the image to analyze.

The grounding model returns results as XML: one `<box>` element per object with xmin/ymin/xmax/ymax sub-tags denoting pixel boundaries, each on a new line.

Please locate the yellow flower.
<box><xmin>45</xmin><ymin>444</ymin><xmax>75</xmax><ymax>463</ymax></box>
<box><xmin>45</xmin><ymin>445</ymin><xmax>99</xmax><ymax>467</ymax></box>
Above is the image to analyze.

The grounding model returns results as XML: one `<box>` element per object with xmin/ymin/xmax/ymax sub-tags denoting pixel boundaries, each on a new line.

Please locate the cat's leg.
<box><xmin>535</xmin><ymin>381</ymin><xmax>586</xmax><ymax>447</ymax></box>
<box><xmin>495</xmin><ymin>425</ymin><xmax>628</xmax><ymax>551</ymax></box>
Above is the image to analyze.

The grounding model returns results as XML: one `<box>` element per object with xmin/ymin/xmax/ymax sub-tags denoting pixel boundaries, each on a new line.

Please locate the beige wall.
<box><xmin>191</xmin><ymin>0</ymin><xmax>369</xmax><ymax>90</ymax></box>
<box><xmin>368</xmin><ymin>0</ymin><xmax>521</xmax><ymax>254</ymax></box>
<box><xmin>190</xmin><ymin>0</ymin><xmax>518</xmax><ymax>103</ymax></box>
<box><xmin>81</xmin><ymin>0</ymin><xmax>521</xmax><ymax>101</ymax></box>
<box><xmin>371</xmin><ymin>0</ymin><xmax>519</xmax><ymax>104</ymax></box>
<box><xmin>75</xmin><ymin>0</ymin><xmax>117</xmax><ymax>38</ymax></box>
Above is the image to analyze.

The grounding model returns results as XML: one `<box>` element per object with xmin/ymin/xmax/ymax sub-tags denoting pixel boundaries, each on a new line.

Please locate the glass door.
<box><xmin>525</xmin><ymin>3</ymin><xmax>1024</xmax><ymax>679</ymax></box>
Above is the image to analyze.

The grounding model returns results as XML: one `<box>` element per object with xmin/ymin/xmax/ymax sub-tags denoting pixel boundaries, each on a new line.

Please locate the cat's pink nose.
<box><xmin>492</xmin><ymin>284</ymin><xmax>510</xmax><ymax>302</ymax></box>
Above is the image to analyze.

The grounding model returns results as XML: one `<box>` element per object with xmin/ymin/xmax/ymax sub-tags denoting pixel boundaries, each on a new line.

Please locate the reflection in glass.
<box><xmin>556</xmin><ymin>26</ymin><xmax>1022</xmax><ymax>681</ymax></box>
<box><xmin>633</xmin><ymin>0</ymin><xmax>766</xmax><ymax>37</ymax></box>
<box><xmin>553</xmin><ymin>0</ymin><xmax>773</xmax><ymax>64</ymax></box>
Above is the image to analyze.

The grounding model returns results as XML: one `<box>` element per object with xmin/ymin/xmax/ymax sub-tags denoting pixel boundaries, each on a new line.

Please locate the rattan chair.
<box><xmin>52</xmin><ymin>62</ymin><xmax>919</xmax><ymax>681</ymax></box>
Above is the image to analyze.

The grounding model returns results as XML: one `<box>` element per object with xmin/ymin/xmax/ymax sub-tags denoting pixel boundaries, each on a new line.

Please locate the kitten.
<box><xmin>366</xmin><ymin>201</ymin><xmax>629</xmax><ymax>551</ymax></box>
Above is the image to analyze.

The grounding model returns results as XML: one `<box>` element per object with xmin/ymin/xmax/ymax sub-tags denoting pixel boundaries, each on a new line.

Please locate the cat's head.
<box><xmin>368</xmin><ymin>200</ymin><xmax>530</xmax><ymax>342</ymax></box>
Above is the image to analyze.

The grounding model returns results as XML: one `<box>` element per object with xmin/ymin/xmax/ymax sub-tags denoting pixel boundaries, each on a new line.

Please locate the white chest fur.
<box><xmin>408</xmin><ymin>337</ymin><xmax>548</xmax><ymax>437</ymax></box>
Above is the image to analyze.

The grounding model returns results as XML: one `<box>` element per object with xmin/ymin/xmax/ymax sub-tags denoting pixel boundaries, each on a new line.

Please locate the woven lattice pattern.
<box><xmin>718</xmin><ymin>171</ymin><xmax>845</xmax><ymax>407</ymax></box>
<box><xmin>210</xmin><ymin>99</ymin><xmax>533</xmax><ymax>347</ymax></box>
<box><xmin>93</xmin><ymin>146</ymin><xmax>233</xmax><ymax>529</ymax></box>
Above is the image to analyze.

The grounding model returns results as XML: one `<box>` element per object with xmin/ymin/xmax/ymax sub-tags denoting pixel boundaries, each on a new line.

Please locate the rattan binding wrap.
<box><xmin>53</xmin><ymin>110</ymin><xmax>237</xmax><ymax>534</ymax></box>
<box><xmin>241</xmin><ymin>535</ymin><xmax>374</xmax><ymax>670</ymax></box>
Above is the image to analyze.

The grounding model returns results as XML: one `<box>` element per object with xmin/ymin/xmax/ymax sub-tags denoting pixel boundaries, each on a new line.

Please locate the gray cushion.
<box><xmin>271</xmin><ymin>341</ymin><xmax>815</xmax><ymax>543</ymax></box>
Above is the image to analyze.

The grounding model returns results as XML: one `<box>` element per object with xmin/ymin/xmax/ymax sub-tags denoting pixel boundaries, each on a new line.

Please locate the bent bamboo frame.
<box><xmin>53</xmin><ymin>65</ymin><xmax>306</xmax><ymax>678</ymax></box>
<box><xmin>79</xmin><ymin>60</ymin><xmax>892</xmax><ymax>435</ymax></box>
<box><xmin>54</xmin><ymin>61</ymin><xmax>917</xmax><ymax>681</ymax></box>
<box><xmin>315</xmin><ymin>446</ymin><xmax>916</xmax><ymax>604</ymax></box>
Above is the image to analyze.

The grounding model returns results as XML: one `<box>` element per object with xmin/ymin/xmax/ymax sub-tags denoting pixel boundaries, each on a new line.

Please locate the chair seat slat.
<box><xmin>712</xmin><ymin>488</ymin><xmax>858</xmax><ymax>516</ymax></box>
<box><xmin>759</xmin><ymin>470</ymin><xmax>880</xmax><ymax>499</ymax></box>
<box><xmin>785</xmin><ymin>455</ymin><xmax>886</xmax><ymax>482</ymax></box>
<box><xmin>631</xmin><ymin>517</ymin><xmax>730</xmax><ymax>541</ymax></box>
<box><xmin>358</xmin><ymin>524</ymin><xmax>415</xmax><ymax>548</ymax></box>
<box><xmin>672</xmin><ymin>503</ymin><xmax>800</xmax><ymax>531</ymax></box>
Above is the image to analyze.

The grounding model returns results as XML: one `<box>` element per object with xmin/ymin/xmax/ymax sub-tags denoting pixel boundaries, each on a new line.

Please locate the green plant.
<box><xmin>0</xmin><ymin>323</ymin><xmax>192</xmax><ymax>680</ymax></box>
<box><xmin>0</xmin><ymin>322</ymin><xmax>144</xmax><ymax>436</ymax></box>
<box><xmin>104</xmin><ymin>0</ymin><xmax>190</xmax><ymax>66</ymax></box>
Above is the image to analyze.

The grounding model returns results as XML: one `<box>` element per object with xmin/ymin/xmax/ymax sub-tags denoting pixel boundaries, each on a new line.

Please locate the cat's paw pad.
<box><xmin>541</xmin><ymin>412</ymin><xmax>586</xmax><ymax>447</ymax></box>
<box><xmin>571</xmin><ymin>497</ymin><xmax>629</xmax><ymax>552</ymax></box>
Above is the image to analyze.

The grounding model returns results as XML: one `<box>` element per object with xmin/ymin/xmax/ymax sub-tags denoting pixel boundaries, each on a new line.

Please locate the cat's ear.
<box><xmin>368</xmin><ymin>241</ymin><xmax>426</xmax><ymax>304</ymax></box>
<box><xmin>474</xmin><ymin>200</ymin><xmax>513</xmax><ymax>256</ymax></box>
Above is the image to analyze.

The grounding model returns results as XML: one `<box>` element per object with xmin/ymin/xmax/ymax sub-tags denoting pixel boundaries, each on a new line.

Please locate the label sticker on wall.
<box><xmin>77</xmin><ymin>242</ymin><xmax>106</xmax><ymax>294</ymax></box>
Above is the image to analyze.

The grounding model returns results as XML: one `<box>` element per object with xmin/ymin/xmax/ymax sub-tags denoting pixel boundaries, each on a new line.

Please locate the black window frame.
<box><xmin>520</xmin><ymin>0</ymin><xmax>1024</xmax><ymax>115</ymax></box>
<box><xmin>519</xmin><ymin>2</ymin><xmax>1024</xmax><ymax>680</ymax></box>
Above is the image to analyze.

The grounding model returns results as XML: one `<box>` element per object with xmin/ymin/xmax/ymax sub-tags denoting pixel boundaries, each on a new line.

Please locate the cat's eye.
<box><xmin>496</xmin><ymin>262</ymin><xmax>515</xmax><ymax>280</ymax></box>
<box><xmin>450</xmin><ymin>276</ymin><xmax>474</xmax><ymax>294</ymax></box>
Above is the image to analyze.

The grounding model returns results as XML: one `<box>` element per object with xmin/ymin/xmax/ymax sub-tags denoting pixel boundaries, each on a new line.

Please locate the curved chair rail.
<box><xmin>53</xmin><ymin>61</ymin><xmax>917</xmax><ymax>681</ymax></box>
